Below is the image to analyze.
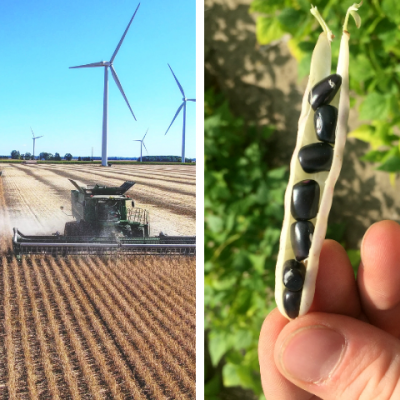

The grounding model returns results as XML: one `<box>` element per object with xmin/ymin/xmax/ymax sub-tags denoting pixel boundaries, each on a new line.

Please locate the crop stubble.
<box><xmin>4</xmin><ymin>164</ymin><xmax>195</xmax><ymax>236</ymax></box>
<box><xmin>0</xmin><ymin>165</ymin><xmax>196</xmax><ymax>399</ymax></box>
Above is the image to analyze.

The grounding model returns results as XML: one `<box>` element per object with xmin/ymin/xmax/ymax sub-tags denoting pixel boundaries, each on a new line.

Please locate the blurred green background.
<box><xmin>205</xmin><ymin>0</ymin><xmax>400</xmax><ymax>399</ymax></box>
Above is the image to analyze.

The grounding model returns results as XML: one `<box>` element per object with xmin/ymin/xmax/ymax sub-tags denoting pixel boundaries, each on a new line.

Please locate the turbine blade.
<box><xmin>143</xmin><ymin>128</ymin><xmax>148</xmax><ymax>140</ymax></box>
<box><xmin>133</xmin><ymin>140</ymin><xmax>141</xmax><ymax>142</ymax></box>
<box><xmin>110</xmin><ymin>3</ymin><xmax>140</xmax><ymax>63</ymax></box>
<box><xmin>110</xmin><ymin>65</ymin><xmax>137</xmax><ymax>121</ymax></box>
<box><xmin>142</xmin><ymin>142</ymin><xmax>148</xmax><ymax>153</ymax></box>
<box><xmin>69</xmin><ymin>61</ymin><xmax>106</xmax><ymax>69</ymax></box>
<box><xmin>187</xmin><ymin>99</ymin><xmax>196</xmax><ymax>102</ymax></box>
<box><xmin>36</xmin><ymin>136</ymin><xmax>43</xmax><ymax>139</ymax></box>
<box><xmin>31</xmin><ymin>127</ymin><xmax>34</xmax><ymax>137</ymax></box>
<box><xmin>165</xmin><ymin>103</ymin><xmax>184</xmax><ymax>135</ymax></box>
<box><xmin>168</xmin><ymin>64</ymin><xmax>185</xmax><ymax>97</ymax></box>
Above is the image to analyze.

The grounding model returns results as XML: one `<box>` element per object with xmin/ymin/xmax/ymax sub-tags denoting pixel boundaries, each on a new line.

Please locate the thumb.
<box><xmin>275</xmin><ymin>312</ymin><xmax>400</xmax><ymax>400</ymax></box>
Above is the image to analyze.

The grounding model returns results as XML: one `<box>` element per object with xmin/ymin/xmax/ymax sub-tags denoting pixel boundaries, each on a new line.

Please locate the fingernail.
<box><xmin>280</xmin><ymin>326</ymin><xmax>345</xmax><ymax>383</ymax></box>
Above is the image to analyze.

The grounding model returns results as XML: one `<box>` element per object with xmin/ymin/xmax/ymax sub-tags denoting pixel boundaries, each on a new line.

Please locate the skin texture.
<box><xmin>260</xmin><ymin>220</ymin><xmax>400</xmax><ymax>400</ymax></box>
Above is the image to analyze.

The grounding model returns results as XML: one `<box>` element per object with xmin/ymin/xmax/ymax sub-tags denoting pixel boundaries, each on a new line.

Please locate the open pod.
<box><xmin>275</xmin><ymin>3</ymin><xmax>362</xmax><ymax>320</ymax></box>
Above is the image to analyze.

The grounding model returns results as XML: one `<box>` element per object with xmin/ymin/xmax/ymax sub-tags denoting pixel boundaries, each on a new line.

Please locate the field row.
<box><xmin>1</xmin><ymin>164</ymin><xmax>195</xmax><ymax>236</ymax></box>
<box><xmin>0</xmin><ymin>167</ymin><xmax>196</xmax><ymax>399</ymax></box>
<box><xmin>0</xmin><ymin>255</ymin><xmax>196</xmax><ymax>399</ymax></box>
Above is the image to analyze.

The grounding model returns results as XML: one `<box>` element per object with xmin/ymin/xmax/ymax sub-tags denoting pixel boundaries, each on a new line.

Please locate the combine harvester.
<box><xmin>13</xmin><ymin>179</ymin><xmax>196</xmax><ymax>257</ymax></box>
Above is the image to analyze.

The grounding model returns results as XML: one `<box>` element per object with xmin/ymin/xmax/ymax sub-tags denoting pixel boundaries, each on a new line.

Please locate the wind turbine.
<box><xmin>70</xmin><ymin>3</ymin><xmax>140</xmax><ymax>167</ymax></box>
<box><xmin>165</xmin><ymin>64</ymin><xmax>196</xmax><ymax>164</ymax></box>
<box><xmin>31</xmin><ymin>127</ymin><xmax>43</xmax><ymax>159</ymax></box>
<box><xmin>133</xmin><ymin>129</ymin><xmax>148</xmax><ymax>162</ymax></box>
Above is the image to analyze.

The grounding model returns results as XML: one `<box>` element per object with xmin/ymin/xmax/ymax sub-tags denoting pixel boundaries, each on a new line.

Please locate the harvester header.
<box><xmin>68</xmin><ymin>179</ymin><xmax>135</xmax><ymax>196</ymax></box>
<box><xmin>13</xmin><ymin>179</ymin><xmax>196</xmax><ymax>257</ymax></box>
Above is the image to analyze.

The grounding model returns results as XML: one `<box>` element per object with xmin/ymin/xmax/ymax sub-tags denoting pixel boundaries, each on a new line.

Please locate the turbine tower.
<box><xmin>133</xmin><ymin>129</ymin><xmax>148</xmax><ymax>162</ymax></box>
<box><xmin>165</xmin><ymin>64</ymin><xmax>196</xmax><ymax>163</ymax></box>
<box><xmin>31</xmin><ymin>127</ymin><xmax>43</xmax><ymax>159</ymax></box>
<box><xmin>70</xmin><ymin>3</ymin><xmax>140</xmax><ymax>167</ymax></box>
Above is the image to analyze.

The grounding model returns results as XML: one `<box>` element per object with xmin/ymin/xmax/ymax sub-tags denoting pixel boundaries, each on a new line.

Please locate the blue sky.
<box><xmin>0</xmin><ymin>0</ymin><xmax>196</xmax><ymax>159</ymax></box>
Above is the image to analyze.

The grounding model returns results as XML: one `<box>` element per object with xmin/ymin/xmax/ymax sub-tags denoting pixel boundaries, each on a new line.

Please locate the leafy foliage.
<box><xmin>141</xmin><ymin>155</ymin><xmax>192</xmax><ymax>162</ymax></box>
<box><xmin>205</xmin><ymin>89</ymin><xmax>288</xmax><ymax>398</ymax></box>
<box><xmin>10</xmin><ymin>150</ymin><xmax>20</xmax><ymax>159</ymax></box>
<box><xmin>39</xmin><ymin>152</ymin><xmax>53</xmax><ymax>161</ymax></box>
<box><xmin>250</xmin><ymin>0</ymin><xmax>400</xmax><ymax>172</ymax></box>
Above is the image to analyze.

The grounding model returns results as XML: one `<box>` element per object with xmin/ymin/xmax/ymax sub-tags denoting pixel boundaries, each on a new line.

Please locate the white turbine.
<box><xmin>70</xmin><ymin>3</ymin><xmax>140</xmax><ymax>167</ymax></box>
<box><xmin>133</xmin><ymin>129</ymin><xmax>148</xmax><ymax>162</ymax></box>
<box><xmin>165</xmin><ymin>64</ymin><xmax>196</xmax><ymax>163</ymax></box>
<box><xmin>31</xmin><ymin>127</ymin><xmax>43</xmax><ymax>159</ymax></box>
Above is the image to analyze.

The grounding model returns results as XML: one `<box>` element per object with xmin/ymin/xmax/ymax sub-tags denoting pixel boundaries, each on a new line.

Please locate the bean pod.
<box><xmin>274</xmin><ymin>4</ymin><xmax>362</xmax><ymax>320</ymax></box>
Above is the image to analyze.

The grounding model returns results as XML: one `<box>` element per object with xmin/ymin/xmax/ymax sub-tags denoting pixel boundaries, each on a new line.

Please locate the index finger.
<box><xmin>358</xmin><ymin>220</ymin><xmax>400</xmax><ymax>337</ymax></box>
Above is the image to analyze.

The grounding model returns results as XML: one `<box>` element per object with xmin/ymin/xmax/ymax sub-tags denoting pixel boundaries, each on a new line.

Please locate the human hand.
<box><xmin>259</xmin><ymin>220</ymin><xmax>400</xmax><ymax>400</ymax></box>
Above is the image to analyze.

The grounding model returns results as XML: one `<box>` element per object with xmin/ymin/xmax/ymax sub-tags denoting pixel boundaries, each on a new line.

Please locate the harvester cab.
<box><xmin>12</xmin><ymin>179</ymin><xmax>196</xmax><ymax>257</ymax></box>
<box><xmin>65</xmin><ymin>179</ymin><xmax>149</xmax><ymax>238</ymax></box>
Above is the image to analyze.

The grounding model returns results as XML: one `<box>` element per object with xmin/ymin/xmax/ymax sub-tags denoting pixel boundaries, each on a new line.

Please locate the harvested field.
<box><xmin>2</xmin><ymin>163</ymin><xmax>195</xmax><ymax>236</ymax></box>
<box><xmin>0</xmin><ymin>164</ymin><xmax>196</xmax><ymax>399</ymax></box>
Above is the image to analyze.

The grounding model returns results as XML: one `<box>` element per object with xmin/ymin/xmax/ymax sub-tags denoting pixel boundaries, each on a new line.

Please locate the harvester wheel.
<box><xmin>64</xmin><ymin>221</ymin><xmax>80</xmax><ymax>236</ymax></box>
<box><xmin>78</xmin><ymin>220</ymin><xmax>93</xmax><ymax>236</ymax></box>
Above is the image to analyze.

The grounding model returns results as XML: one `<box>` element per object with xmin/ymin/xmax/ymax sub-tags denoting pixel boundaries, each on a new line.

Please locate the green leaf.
<box><xmin>267</xmin><ymin>166</ymin><xmax>286</xmax><ymax>180</ymax></box>
<box><xmin>277</xmin><ymin>8</ymin><xmax>303</xmax><ymax>33</ymax></box>
<box><xmin>359</xmin><ymin>92</ymin><xmax>390</xmax><ymax>121</ymax></box>
<box><xmin>346</xmin><ymin>249</ymin><xmax>361</xmax><ymax>273</ymax></box>
<box><xmin>350</xmin><ymin>54</ymin><xmax>374</xmax><ymax>82</ymax></box>
<box><xmin>326</xmin><ymin>222</ymin><xmax>346</xmax><ymax>243</ymax></box>
<box><xmin>209</xmin><ymin>331</ymin><xmax>232</xmax><ymax>366</ymax></box>
<box><xmin>349</xmin><ymin>122</ymin><xmax>395</xmax><ymax>150</ymax></box>
<box><xmin>223</xmin><ymin>361</ymin><xmax>263</xmax><ymax>393</ymax></box>
<box><xmin>223</xmin><ymin>363</ymin><xmax>243</xmax><ymax>387</ymax></box>
<box><xmin>256</xmin><ymin>16</ymin><xmax>285</xmax><ymax>45</ymax></box>
<box><xmin>361</xmin><ymin>149</ymin><xmax>389</xmax><ymax>163</ymax></box>
<box><xmin>248</xmin><ymin>254</ymin><xmax>267</xmax><ymax>274</ymax></box>
<box><xmin>348</xmin><ymin>125</ymin><xmax>382</xmax><ymax>149</ymax></box>
<box><xmin>298</xmin><ymin>52</ymin><xmax>312</xmax><ymax>80</ymax></box>
<box><xmin>231</xmin><ymin>330</ymin><xmax>253</xmax><ymax>351</ymax></box>
<box><xmin>204</xmin><ymin>373</ymin><xmax>222</xmax><ymax>397</ymax></box>
<box><xmin>382</xmin><ymin>0</ymin><xmax>400</xmax><ymax>23</ymax></box>
<box><xmin>297</xmin><ymin>41</ymin><xmax>316</xmax><ymax>52</ymax></box>
<box><xmin>377</xmin><ymin>155</ymin><xmax>400</xmax><ymax>172</ymax></box>
<box><xmin>249</xmin><ymin>0</ymin><xmax>282</xmax><ymax>14</ymax></box>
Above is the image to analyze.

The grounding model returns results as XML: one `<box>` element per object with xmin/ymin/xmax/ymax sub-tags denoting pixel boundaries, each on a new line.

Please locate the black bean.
<box><xmin>290</xmin><ymin>221</ymin><xmax>314</xmax><ymax>261</ymax></box>
<box><xmin>291</xmin><ymin>180</ymin><xmax>320</xmax><ymax>221</ymax></box>
<box><xmin>283</xmin><ymin>288</ymin><xmax>302</xmax><ymax>319</ymax></box>
<box><xmin>308</xmin><ymin>74</ymin><xmax>342</xmax><ymax>110</ymax></box>
<box><xmin>283</xmin><ymin>259</ymin><xmax>306</xmax><ymax>291</ymax></box>
<box><xmin>298</xmin><ymin>142</ymin><xmax>333</xmax><ymax>173</ymax></box>
<box><xmin>314</xmin><ymin>105</ymin><xmax>338</xmax><ymax>144</ymax></box>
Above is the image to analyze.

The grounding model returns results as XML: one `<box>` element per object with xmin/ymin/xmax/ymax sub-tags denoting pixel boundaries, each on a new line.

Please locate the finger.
<box><xmin>259</xmin><ymin>308</ymin><xmax>313</xmax><ymax>400</ymax></box>
<box><xmin>358</xmin><ymin>220</ymin><xmax>400</xmax><ymax>337</ymax></box>
<box><xmin>275</xmin><ymin>312</ymin><xmax>400</xmax><ymax>400</ymax></box>
<box><xmin>259</xmin><ymin>241</ymin><xmax>360</xmax><ymax>399</ymax></box>
<box><xmin>308</xmin><ymin>240</ymin><xmax>361</xmax><ymax>317</ymax></box>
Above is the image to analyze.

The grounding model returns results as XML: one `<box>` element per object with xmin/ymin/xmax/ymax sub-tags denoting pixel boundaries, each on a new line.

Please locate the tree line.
<box><xmin>11</xmin><ymin>150</ymin><xmax>75</xmax><ymax>161</ymax></box>
<box><xmin>8</xmin><ymin>151</ymin><xmax>194</xmax><ymax>162</ymax></box>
